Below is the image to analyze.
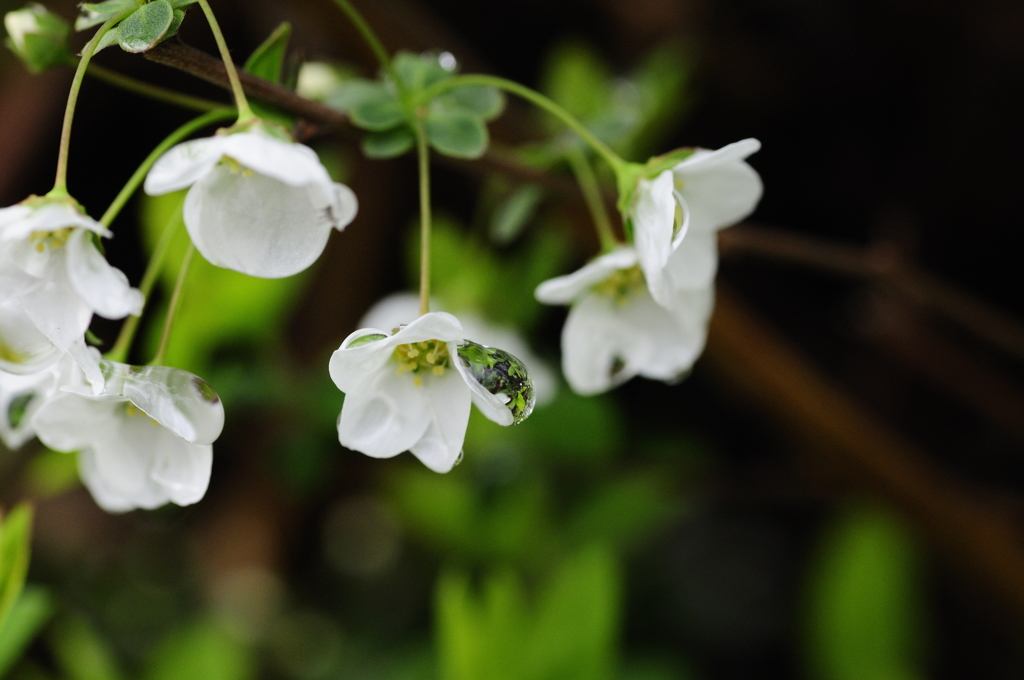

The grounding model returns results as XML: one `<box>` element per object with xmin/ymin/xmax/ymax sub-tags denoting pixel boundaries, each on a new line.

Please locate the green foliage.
<box><xmin>112</xmin><ymin>0</ymin><xmax>173</xmax><ymax>53</ymax></box>
<box><xmin>425</xmin><ymin>107</ymin><xmax>488</xmax><ymax>159</ymax></box>
<box><xmin>50</xmin><ymin>616</ymin><xmax>126</xmax><ymax>680</ymax></box>
<box><xmin>350</xmin><ymin>90</ymin><xmax>406</xmax><ymax>131</ymax></box>
<box><xmin>75</xmin><ymin>0</ymin><xmax>136</xmax><ymax>31</ymax></box>
<box><xmin>803</xmin><ymin>503</ymin><xmax>927</xmax><ymax>680</ymax></box>
<box><xmin>0</xmin><ymin>587</ymin><xmax>54</xmax><ymax>678</ymax></box>
<box><xmin>540</xmin><ymin>41</ymin><xmax>614</xmax><ymax>125</ymax></box>
<box><xmin>23</xmin><ymin>448</ymin><xmax>80</xmax><ymax>498</ymax></box>
<box><xmin>139</xmin><ymin>192</ymin><xmax>306</xmax><ymax>379</ymax></box>
<box><xmin>3</xmin><ymin>4</ymin><xmax>71</xmax><ymax>73</ymax></box>
<box><xmin>436</xmin><ymin>545</ymin><xmax>620</xmax><ymax>680</ymax></box>
<box><xmin>142</xmin><ymin>621</ymin><xmax>255</xmax><ymax>680</ymax></box>
<box><xmin>0</xmin><ymin>504</ymin><xmax>32</xmax><ymax>633</ymax></box>
<box><xmin>489</xmin><ymin>184</ymin><xmax>543</xmax><ymax>246</ymax></box>
<box><xmin>243</xmin><ymin>21</ymin><xmax>290</xmax><ymax>84</ymax></box>
<box><xmin>363</xmin><ymin>126</ymin><xmax>416</xmax><ymax>159</ymax></box>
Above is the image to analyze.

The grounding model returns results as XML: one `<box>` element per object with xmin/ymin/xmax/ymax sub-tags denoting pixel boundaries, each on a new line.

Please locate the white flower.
<box><xmin>535</xmin><ymin>247</ymin><xmax>713</xmax><ymax>396</ymax></box>
<box><xmin>0</xmin><ymin>364</ymin><xmax>56</xmax><ymax>450</ymax></box>
<box><xmin>329</xmin><ymin>312</ymin><xmax>534</xmax><ymax>473</ymax></box>
<box><xmin>144</xmin><ymin>126</ymin><xmax>358</xmax><ymax>279</ymax></box>
<box><xmin>0</xmin><ymin>198</ymin><xmax>142</xmax><ymax>387</ymax></box>
<box><xmin>358</xmin><ymin>292</ymin><xmax>557</xmax><ymax>406</ymax></box>
<box><xmin>31</xmin><ymin>359</ymin><xmax>224</xmax><ymax>513</ymax></box>
<box><xmin>631</xmin><ymin>138</ymin><xmax>762</xmax><ymax>307</ymax></box>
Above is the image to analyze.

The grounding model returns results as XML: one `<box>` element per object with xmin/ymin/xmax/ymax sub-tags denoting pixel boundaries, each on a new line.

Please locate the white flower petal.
<box><xmin>32</xmin><ymin>391</ymin><xmax>118</xmax><ymax>453</ymax></box>
<box><xmin>337</xmin><ymin>367</ymin><xmax>430</xmax><ymax>458</ymax></box>
<box><xmin>0</xmin><ymin>366</ymin><xmax>56</xmax><ymax>450</ymax></box>
<box><xmin>0</xmin><ymin>203</ymin><xmax>110</xmax><ymax>242</ymax></box>
<box><xmin>330</xmin><ymin>182</ymin><xmax>359</xmax><ymax>231</ymax></box>
<box><xmin>65</xmin><ymin>339</ymin><xmax>104</xmax><ymax>394</ymax></box>
<box><xmin>144</xmin><ymin>136</ymin><xmax>226</xmax><ymax>195</ymax></box>
<box><xmin>409</xmin><ymin>369</ymin><xmax>472</xmax><ymax>472</ymax></box>
<box><xmin>19</xmin><ymin>255</ymin><xmax>92</xmax><ymax>352</ymax></box>
<box><xmin>391</xmin><ymin>311</ymin><xmax>464</xmax><ymax>345</ymax></box>
<box><xmin>65</xmin><ymin>228</ymin><xmax>143</xmax><ymax>319</ymax></box>
<box><xmin>184</xmin><ymin>164</ymin><xmax>337</xmax><ymax>278</ymax></box>
<box><xmin>219</xmin><ymin>132</ymin><xmax>334</xmax><ymax>188</ymax></box>
<box><xmin>619</xmin><ymin>286</ymin><xmax>713</xmax><ymax>381</ymax></box>
<box><xmin>535</xmin><ymin>248</ymin><xmax>639</xmax><ymax>305</ymax></box>
<box><xmin>659</xmin><ymin>230</ymin><xmax>719</xmax><ymax>293</ymax></box>
<box><xmin>0</xmin><ymin>298</ymin><xmax>59</xmax><ymax>374</ymax></box>
<box><xmin>673</xmin><ymin>138</ymin><xmax>762</xmax><ymax>233</ymax></box>
<box><xmin>358</xmin><ymin>293</ymin><xmax>422</xmax><ymax>331</ymax></box>
<box><xmin>150</xmin><ymin>438</ymin><xmax>212</xmax><ymax>507</ymax></box>
<box><xmin>329</xmin><ymin>327</ymin><xmax>398</xmax><ymax>394</ymax></box>
<box><xmin>561</xmin><ymin>294</ymin><xmax>634</xmax><ymax>396</ymax></box>
<box><xmin>0</xmin><ymin>205</ymin><xmax>33</xmax><ymax>239</ymax></box>
<box><xmin>632</xmin><ymin>170</ymin><xmax>678</xmax><ymax>282</ymax></box>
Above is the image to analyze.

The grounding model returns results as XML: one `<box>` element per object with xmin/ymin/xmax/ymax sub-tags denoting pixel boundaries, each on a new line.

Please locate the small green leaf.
<box><xmin>92</xmin><ymin>25</ymin><xmax>121</xmax><ymax>53</ymax></box>
<box><xmin>324</xmin><ymin>78</ymin><xmax>386</xmax><ymax>111</ymax></box>
<box><xmin>243</xmin><ymin>21</ymin><xmax>290</xmax><ymax>84</ymax></box>
<box><xmin>362</xmin><ymin>126</ymin><xmax>415</xmax><ymax>159</ymax></box>
<box><xmin>116</xmin><ymin>0</ymin><xmax>172</xmax><ymax>53</ymax></box>
<box><xmin>163</xmin><ymin>8</ymin><xmax>184</xmax><ymax>41</ymax></box>
<box><xmin>4</xmin><ymin>5</ymin><xmax>72</xmax><ymax>73</ymax></box>
<box><xmin>350</xmin><ymin>91</ymin><xmax>407</xmax><ymax>131</ymax></box>
<box><xmin>169</xmin><ymin>0</ymin><xmax>197</xmax><ymax>7</ymax></box>
<box><xmin>425</xmin><ymin>108</ymin><xmax>488</xmax><ymax>159</ymax></box>
<box><xmin>0</xmin><ymin>504</ymin><xmax>33</xmax><ymax>632</ymax></box>
<box><xmin>490</xmin><ymin>184</ymin><xmax>543</xmax><ymax>245</ymax></box>
<box><xmin>51</xmin><ymin>616</ymin><xmax>127</xmax><ymax>680</ymax></box>
<box><xmin>75</xmin><ymin>0</ymin><xmax>138</xmax><ymax>31</ymax></box>
<box><xmin>392</xmin><ymin>50</ymin><xmax>451</xmax><ymax>92</ymax></box>
<box><xmin>436</xmin><ymin>85</ymin><xmax>505</xmax><ymax>121</ymax></box>
<box><xmin>0</xmin><ymin>587</ymin><xmax>54</xmax><ymax>678</ymax></box>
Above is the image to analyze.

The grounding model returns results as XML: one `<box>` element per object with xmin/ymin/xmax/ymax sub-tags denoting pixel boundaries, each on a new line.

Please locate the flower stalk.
<box><xmin>152</xmin><ymin>243</ymin><xmax>196</xmax><ymax>366</ymax></box>
<box><xmin>566</xmin><ymin>147</ymin><xmax>619</xmax><ymax>252</ymax></box>
<box><xmin>415</xmin><ymin>118</ymin><xmax>432</xmax><ymax>316</ymax></box>
<box><xmin>197</xmin><ymin>0</ymin><xmax>254</xmax><ymax>122</ymax></box>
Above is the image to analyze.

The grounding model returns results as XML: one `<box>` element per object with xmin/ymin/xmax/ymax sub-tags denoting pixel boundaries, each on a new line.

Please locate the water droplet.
<box><xmin>347</xmin><ymin>332</ymin><xmax>387</xmax><ymax>348</ymax></box>
<box><xmin>457</xmin><ymin>341</ymin><xmax>535</xmax><ymax>425</ymax></box>
<box><xmin>453</xmin><ymin>449</ymin><xmax>464</xmax><ymax>466</ymax></box>
<box><xmin>439</xmin><ymin>51</ymin><xmax>457</xmax><ymax>71</ymax></box>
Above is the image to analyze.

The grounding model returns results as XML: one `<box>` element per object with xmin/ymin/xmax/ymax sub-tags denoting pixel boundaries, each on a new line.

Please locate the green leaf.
<box><xmin>116</xmin><ymin>0</ymin><xmax>172</xmax><ymax>53</ymax></box>
<box><xmin>540</xmin><ymin>40</ymin><xmax>613</xmax><ymax>124</ymax></box>
<box><xmin>324</xmin><ymin>78</ymin><xmax>386</xmax><ymax>111</ymax></box>
<box><xmin>362</xmin><ymin>126</ymin><xmax>415</xmax><ymax>159</ymax></box>
<box><xmin>75</xmin><ymin>0</ymin><xmax>138</xmax><ymax>31</ymax></box>
<box><xmin>803</xmin><ymin>503</ymin><xmax>927</xmax><ymax>680</ymax></box>
<box><xmin>93</xmin><ymin>25</ymin><xmax>121</xmax><ymax>53</ymax></box>
<box><xmin>350</xmin><ymin>90</ymin><xmax>407</xmax><ymax>131</ymax></box>
<box><xmin>0</xmin><ymin>504</ymin><xmax>33</xmax><ymax>632</ymax></box>
<box><xmin>435</xmin><ymin>85</ymin><xmax>505</xmax><ymax>121</ymax></box>
<box><xmin>425</xmin><ymin>108</ymin><xmax>488</xmax><ymax>159</ymax></box>
<box><xmin>0</xmin><ymin>588</ymin><xmax>54</xmax><ymax>678</ymax></box>
<box><xmin>51</xmin><ymin>616</ymin><xmax>127</xmax><ymax>680</ymax></box>
<box><xmin>489</xmin><ymin>184</ymin><xmax>543</xmax><ymax>245</ymax></box>
<box><xmin>392</xmin><ymin>50</ymin><xmax>451</xmax><ymax>92</ymax></box>
<box><xmin>169</xmin><ymin>0</ymin><xmax>198</xmax><ymax>7</ymax></box>
<box><xmin>143</xmin><ymin>621</ymin><xmax>255</xmax><ymax>680</ymax></box>
<box><xmin>163</xmin><ymin>8</ymin><xmax>184</xmax><ymax>41</ymax></box>
<box><xmin>243</xmin><ymin>21</ymin><xmax>290</xmax><ymax>84</ymax></box>
<box><xmin>4</xmin><ymin>5</ymin><xmax>72</xmax><ymax>73</ymax></box>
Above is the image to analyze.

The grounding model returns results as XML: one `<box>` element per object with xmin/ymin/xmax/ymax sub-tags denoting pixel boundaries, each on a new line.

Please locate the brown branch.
<box><xmin>721</xmin><ymin>225</ymin><xmax>1024</xmax><ymax>366</ymax></box>
<box><xmin>144</xmin><ymin>42</ymin><xmax>346</xmax><ymax>126</ymax></box>
<box><xmin>706</xmin><ymin>287</ymin><xmax>1024</xmax><ymax>622</ymax></box>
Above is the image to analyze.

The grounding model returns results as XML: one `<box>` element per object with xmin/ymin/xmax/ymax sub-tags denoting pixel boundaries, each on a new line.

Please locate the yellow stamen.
<box><xmin>393</xmin><ymin>339</ymin><xmax>451</xmax><ymax>386</ymax></box>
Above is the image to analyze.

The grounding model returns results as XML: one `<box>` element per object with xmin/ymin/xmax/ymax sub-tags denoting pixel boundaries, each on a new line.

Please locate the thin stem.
<box><xmin>152</xmin><ymin>243</ymin><xmax>195</xmax><ymax>366</ymax></box>
<box><xmin>329</xmin><ymin>0</ymin><xmax>406</xmax><ymax>99</ymax></box>
<box><xmin>87</xmin><ymin>63</ymin><xmax>224</xmax><ymax>112</ymax></box>
<box><xmin>419</xmin><ymin>74</ymin><xmax>626</xmax><ymax>175</ymax></box>
<box><xmin>566</xmin><ymin>147</ymin><xmax>619</xmax><ymax>251</ymax></box>
<box><xmin>415</xmin><ymin>119</ymin><xmax>431</xmax><ymax>316</ymax></box>
<box><xmin>197</xmin><ymin>0</ymin><xmax>254</xmax><ymax>121</ymax></box>
<box><xmin>105</xmin><ymin>202</ymin><xmax>185</xmax><ymax>364</ymax></box>
<box><xmin>51</xmin><ymin>14</ymin><xmax>127</xmax><ymax>194</ymax></box>
<box><xmin>100</xmin><ymin>108</ymin><xmax>235</xmax><ymax>228</ymax></box>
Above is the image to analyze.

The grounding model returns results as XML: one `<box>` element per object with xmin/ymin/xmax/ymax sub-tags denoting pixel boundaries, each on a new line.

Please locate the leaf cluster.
<box><xmin>77</xmin><ymin>0</ymin><xmax>197</xmax><ymax>55</ymax></box>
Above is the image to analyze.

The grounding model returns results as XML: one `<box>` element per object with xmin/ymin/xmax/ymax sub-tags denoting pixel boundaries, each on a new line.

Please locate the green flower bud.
<box><xmin>4</xmin><ymin>3</ymin><xmax>72</xmax><ymax>73</ymax></box>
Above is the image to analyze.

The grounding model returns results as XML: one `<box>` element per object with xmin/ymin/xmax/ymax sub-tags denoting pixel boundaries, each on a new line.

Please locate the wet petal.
<box><xmin>184</xmin><ymin>164</ymin><xmax>337</xmax><ymax>278</ymax></box>
<box><xmin>0</xmin><ymin>366</ymin><xmax>57</xmax><ymax>450</ymax></box>
<box><xmin>409</xmin><ymin>368</ymin><xmax>472</xmax><ymax>473</ymax></box>
<box><xmin>19</xmin><ymin>253</ymin><xmax>92</xmax><ymax>352</ymax></box>
<box><xmin>561</xmin><ymin>294</ymin><xmax>634</xmax><ymax>396</ymax></box>
<box><xmin>0</xmin><ymin>298</ymin><xmax>60</xmax><ymax>374</ymax></box>
<box><xmin>632</xmin><ymin>170</ymin><xmax>678</xmax><ymax>284</ymax></box>
<box><xmin>150</xmin><ymin>438</ymin><xmax>212</xmax><ymax>507</ymax></box>
<box><xmin>535</xmin><ymin>248</ymin><xmax>639</xmax><ymax>305</ymax></box>
<box><xmin>329</xmin><ymin>327</ymin><xmax>399</xmax><ymax>394</ymax></box>
<box><xmin>455</xmin><ymin>340</ymin><xmax>534</xmax><ymax>426</ymax></box>
<box><xmin>219</xmin><ymin>132</ymin><xmax>334</xmax><ymax>187</ymax></box>
<box><xmin>65</xmin><ymin>228</ymin><xmax>143</xmax><ymax>319</ymax></box>
<box><xmin>144</xmin><ymin>136</ymin><xmax>226</xmax><ymax>195</ymax></box>
<box><xmin>337</xmin><ymin>367</ymin><xmax>430</xmax><ymax>458</ymax></box>
<box><xmin>390</xmin><ymin>311</ymin><xmax>464</xmax><ymax>345</ymax></box>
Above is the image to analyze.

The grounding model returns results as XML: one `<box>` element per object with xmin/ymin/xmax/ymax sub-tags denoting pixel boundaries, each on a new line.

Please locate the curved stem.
<box><xmin>87</xmin><ymin>63</ymin><xmax>224</xmax><ymax>112</ymax></box>
<box><xmin>51</xmin><ymin>14</ymin><xmax>128</xmax><ymax>194</ymax></box>
<box><xmin>100</xmin><ymin>108</ymin><xmax>235</xmax><ymax>228</ymax></box>
<box><xmin>105</xmin><ymin>202</ymin><xmax>184</xmax><ymax>364</ymax></box>
<box><xmin>415</xmin><ymin>119</ymin><xmax>431</xmax><ymax>316</ymax></box>
<box><xmin>566</xmin><ymin>147</ymin><xmax>619</xmax><ymax>251</ymax></box>
<box><xmin>419</xmin><ymin>74</ymin><xmax>626</xmax><ymax>174</ymax></box>
<box><xmin>329</xmin><ymin>0</ymin><xmax>406</xmax><ymax>100</ymax></box>
<box><xmin>152</xmin><ymin>243</ymin><xmax>195</xmax><ymax>366</ymax></box>
<box><xmin>197</xmin><ymin>0</ymin><xmax>254</xmax><ymax>122</ymax></box>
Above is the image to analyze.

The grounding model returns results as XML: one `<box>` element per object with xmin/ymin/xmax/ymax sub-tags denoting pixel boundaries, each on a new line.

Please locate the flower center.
<box><xmin>393</xmin><ymin>340</ymin><xmax>451</xmax><ymax>387</ymax></box>
<box><xmin>123</xmin><ymin>402</ymin><xmax>160</xmax><ymax>426</ymax></box>
<box><xmin>29</xmin><ymin>227</ymin><xmax>73</xmax><ymax>253</ymax></box>
<box><xmin>222</xmin><ymin>157</ymin><xmax>255</xmax><ymax>177</ymax></box>
<box><xmin>592</xmin><ymin>265</ymin><xmax>645</xmax><ymax>305</ymax></box>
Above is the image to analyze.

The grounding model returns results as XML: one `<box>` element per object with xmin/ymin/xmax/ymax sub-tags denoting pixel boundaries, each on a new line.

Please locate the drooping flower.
<box><xmin>535</xmin><ymin>247</ymin><xmax>713</xmax><ymax>396</ymax></box>
<box><xmin>329</xmin><ymin>311</ymin><xmax>534</xmax><ymax>473</ymax></box>
<box><xmin>358</xmin><ymin>292</ymin><xmax>557</xmax><ymax>405</ymax></box>
<box><xmin>630</xmin><ymin>138</ymin><xmax>762</xmax><ymax>307</ymax></box>
<box><xmin>31</xmin><ymin>359</ymin><xmax>224</xmax><ymax>513</ymax></box>
<box><xmin>0</xmin><ymin>364</ymin><xmax>56</xmax><ymax>450</ymax></box>
<box><xmin>0</xmin><ymin>197</ymin><xmax>142</xmax><ymax>387</ymax></box>
<box><xmin>144</xmin><ymin>124</ymin><xmax>358</xmax><ymax>279</ymax></box>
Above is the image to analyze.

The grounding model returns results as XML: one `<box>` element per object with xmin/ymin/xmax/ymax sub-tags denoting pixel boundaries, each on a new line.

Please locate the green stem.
<box><xmin>105</xmin><ymin>201</ymin><xmax>184</xmax><ymax>364</ymax></box>
<box><xmin>100</xmin><ymin>108</ymin><xmax>235</xmax><ymax>228</ymax></box>
<box><xmin>329</xmin><ymin>0</ymin><xmax>407</xmax><ymax>100</ymax></box>
<box><xmin>566</xmin><ymin>147</ymin><xmax>619</xmax><ymax>252</ymax></box>
<box><xmin>152</xmin><ymin>243</ymin><xmax>195</xmax><ymax>366</ymax></box>
<box><xmin>50</xmin><ymin>14</ymin><xmax>128</xmax><ymax>195</ymax></box>
<box><xmin>415</xmin><ymin>119</ymin><xmax>431</xmax><ymax>316</ymax></box>
<box><xmin>419</xmin><ymin>74</ymin><xmax>627</xmax><ymax>174</ymax></box>
<box><xmin>87</xmin><ymin>63</ymin><xmax>224</xmax><ymax>112</ymax></box>
<box><xmin>197</xmin><ymin>0</ymin><xmax>254</xmax><ymax>122</ymax></box>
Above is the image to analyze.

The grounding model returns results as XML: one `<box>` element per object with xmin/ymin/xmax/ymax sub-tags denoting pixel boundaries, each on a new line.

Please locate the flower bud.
<box><xmin>4</xmin><ymin>3</ymin><xmax>71</xmax><ymax>73</ymax></box>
